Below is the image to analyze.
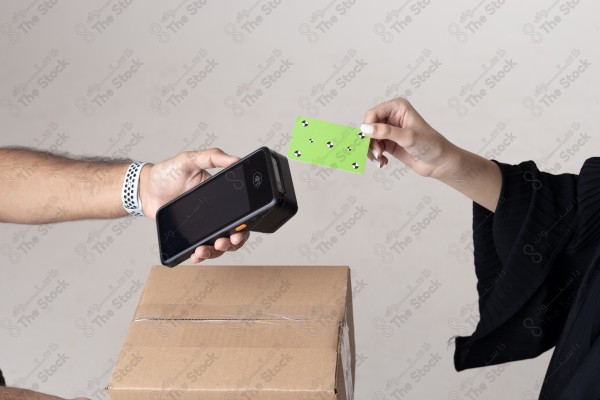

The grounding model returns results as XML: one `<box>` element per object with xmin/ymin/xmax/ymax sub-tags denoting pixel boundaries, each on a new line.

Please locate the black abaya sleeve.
<box><xmin>454</xmin><ymin>159</ymin><xmax>585</xmax><ymax>370</ymax></box>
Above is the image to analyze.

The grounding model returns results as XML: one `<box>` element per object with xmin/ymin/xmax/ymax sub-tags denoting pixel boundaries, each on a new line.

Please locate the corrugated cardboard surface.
<box><xmin>108</xmin><ymin>265</ymin><xmax>354</xmax><ymax>400</ymax></box>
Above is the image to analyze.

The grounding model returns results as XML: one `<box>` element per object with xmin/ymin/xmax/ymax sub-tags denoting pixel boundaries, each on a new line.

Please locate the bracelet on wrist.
<box><xmin>121</xmin><ymin>161</ymin><xmax>147</xmax><ymax>217</ymax></box>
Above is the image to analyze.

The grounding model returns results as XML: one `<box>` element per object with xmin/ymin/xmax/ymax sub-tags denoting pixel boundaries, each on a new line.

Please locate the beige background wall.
<box><xmin>1</xmin><ymin>1</ymin><xmax>598</xmax><ymax>399</ymax></box>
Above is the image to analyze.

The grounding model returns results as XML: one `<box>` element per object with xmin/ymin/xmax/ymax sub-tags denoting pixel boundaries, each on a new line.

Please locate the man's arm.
<box><xmin>0</xmin><ymin>148</ymin><xmax>132</xmax><ymax>224</ymax></box>
<box><xmin>0</xmin><ymin>147</ymin><xmax>249</xmax><ymax>263</ymax></box>
<box><xmin>0</xmin><ymin>386</ymin><xmax>85</xmax><ymax>400</ymax></box>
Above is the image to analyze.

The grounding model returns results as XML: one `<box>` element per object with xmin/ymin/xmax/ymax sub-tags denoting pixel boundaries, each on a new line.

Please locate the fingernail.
<box><xmin>371</xmin><ymin>149</ymin><xmax>379</xmax><ymax>160</ymax></box>
<box><xmin>371</xmin><ymin>158</ymin><xmax>380</xmax><ymax>167</ymax></box>
<box><xmin>360</xmin><ymin>124</ymin><xmax>374</xmax><ymax>135</ymax></box>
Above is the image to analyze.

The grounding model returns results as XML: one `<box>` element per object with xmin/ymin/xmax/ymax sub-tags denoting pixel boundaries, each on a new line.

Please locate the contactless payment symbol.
<box><xmin>252</xmin><ymin>172</ymin><xmax>262</xmax><ymax>189</ymax></box>
<box><xmin>288</xmin><ymin>116</ymin><xmax>370</xmax><ymax>174</ymax></box>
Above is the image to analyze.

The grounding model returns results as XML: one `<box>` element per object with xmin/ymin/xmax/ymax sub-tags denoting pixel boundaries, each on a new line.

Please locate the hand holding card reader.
<box><xmin>156</xmin><ymin>147</ymin><xmax>297</xmax><ymax>267</ymax></box>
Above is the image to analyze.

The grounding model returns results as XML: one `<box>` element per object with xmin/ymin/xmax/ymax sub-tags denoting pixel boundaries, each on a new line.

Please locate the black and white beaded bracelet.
<box><xmin>122</xmin><ymin>161</ymin><xmax>147</xmax><ymax>217</ymax></box>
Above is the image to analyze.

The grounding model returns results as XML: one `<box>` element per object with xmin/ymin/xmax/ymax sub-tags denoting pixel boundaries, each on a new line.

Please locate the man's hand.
<box><xmin>139</xmin><ymin>148</ymin><xmax>250</xmax><ymax>263</ymax></box>
<box><xmin>0</xmin><ymin>146</ymin><xmax>249</xmax><ymax>262</ymax></box>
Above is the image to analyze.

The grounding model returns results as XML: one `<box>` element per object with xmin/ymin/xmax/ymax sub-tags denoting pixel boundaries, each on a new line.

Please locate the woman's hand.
<box><xmin>361</xmin><ymin>97</ymin><xmax>457</xmax><ymax>179</ymax></box>
<box><xmin>361</xmin><ymin>98</ymin><xmax>502</xmax><ymax>212</ymax></box>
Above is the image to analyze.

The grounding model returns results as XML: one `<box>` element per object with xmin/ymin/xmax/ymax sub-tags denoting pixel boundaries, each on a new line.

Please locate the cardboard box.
<box><xmin>108</xmin><ymin>265</ymin><xmax>354</xmax><ymax>400</ymax></box>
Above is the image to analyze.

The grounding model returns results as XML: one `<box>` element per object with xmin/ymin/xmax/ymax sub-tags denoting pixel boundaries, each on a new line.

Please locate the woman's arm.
<box><xmin>361</xmin><ymin>98</ymin><xmax>502</xmax><ymax>212</ymax></box>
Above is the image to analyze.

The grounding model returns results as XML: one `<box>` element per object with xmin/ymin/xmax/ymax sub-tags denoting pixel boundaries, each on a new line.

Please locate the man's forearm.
<box><xmin>0</xmin><ymin>387</ymin><xmax>70</xmax><ymax>400</ymax></box>
<box><xmin>434</xmin><ymin>144</ymin><xmax>502</xmax><ymax>213</ymax></box>
<box><xmin>0</xmin><ymin>148</ymin><xmax>130</xmax><ymax>224</ymax></box>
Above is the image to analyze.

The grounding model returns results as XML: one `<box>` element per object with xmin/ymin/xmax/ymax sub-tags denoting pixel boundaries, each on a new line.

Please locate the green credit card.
<box><xmin>287</xmin><ymin>116</ymin><xmax>370</xmax><ymax>174</ymax></box>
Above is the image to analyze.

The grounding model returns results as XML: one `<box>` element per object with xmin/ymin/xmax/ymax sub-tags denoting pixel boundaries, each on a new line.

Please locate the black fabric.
<box><xmin>454</xmin><ymin>157</ymin><xmax>600</xmax><ymax>399</ymax></box>
<box><xmin>0</xmin><ymin>368</ymin><xmax>5</xmax><ymax>386</ymax></box>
